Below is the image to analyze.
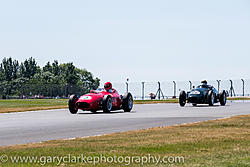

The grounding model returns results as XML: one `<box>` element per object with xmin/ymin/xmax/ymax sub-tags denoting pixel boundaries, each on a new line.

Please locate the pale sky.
<box><xmin>0</xmin><ymin>0</ymin><xmax>249</xmax><ymax>83</ymax></box>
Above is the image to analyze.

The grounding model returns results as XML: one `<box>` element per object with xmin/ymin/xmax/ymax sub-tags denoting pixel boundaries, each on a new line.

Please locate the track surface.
<box><xmin>0</xmin><ymin>101</ymin><xmax>250</xmax><ymax>146</ymax></box>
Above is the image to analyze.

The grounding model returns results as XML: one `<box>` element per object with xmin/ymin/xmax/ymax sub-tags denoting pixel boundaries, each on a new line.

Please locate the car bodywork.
<box><xmin>68</xmin><ymin>88</ymin><xmax>133</xmax><ymax>114</ymax></box>
<box><xmin>179</xmin><ymin>84</ymin><xmax>227</xmax><ymax>106</ymax></box>
<box><xmin>188</xmin><ymin>85</ymin><xmax>219</xmax><ymax>104</ymax></box>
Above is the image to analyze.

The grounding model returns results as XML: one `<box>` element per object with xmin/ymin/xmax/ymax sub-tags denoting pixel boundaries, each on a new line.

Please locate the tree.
<box><xmin>2</xmin><ymin>57</ymin><xmax>12</xmax><ymax>81</ymax></box>
<box><xmin>0</xmin><ymin>64</ymin><xmax>4</xmax><ymax>82</ymax></box>
<box><xmin>78</xmin><ymin>69</ymin><xmax>100</xmax><ymax>90</ymax></box>
<box><xmin>0</xmin><ymin>57</ymin><xmax>100</xmax><ymax>97</ymax></box>
<box><xmin>0</xmin><ymin>57</ymin><xmax>19</xmax><ymax>82</ymax></box>
<box><xmin>60</xmin><ymin>63</ymin><xmax>79</xmax><ymax>85</ymax></box>
<box><xmin>12</xmin><ymin>60</ymin><xmax>19</xmax><ymax>79</ymax></box>
<box><xmin>20</xmin><ymin>57</ymin><xmax>37</xmax><ymax>78</ymax></box>
<box><xmin>52</xmin><ymin>60</ymin><xmax>60</xmax><ymax>76</ymax></box>
<box><xmin>43</xmin><ymin>62</ymin><xmax>52</xmax><ymax>73</ymax></box>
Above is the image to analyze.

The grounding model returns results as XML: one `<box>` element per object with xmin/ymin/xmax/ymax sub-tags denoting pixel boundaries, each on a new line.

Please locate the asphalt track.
<box><xmin>0</xmin><ymin>101</ymin><xmax>250</xmax><ymax>146</ymax></box>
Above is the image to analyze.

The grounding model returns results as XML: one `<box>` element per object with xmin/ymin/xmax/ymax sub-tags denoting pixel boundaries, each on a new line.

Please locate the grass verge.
<box><xmin>0</xmin><ymin>99</ymin><xmax>179</xmax><ymax>113</ymax></box>
<box><xmin>227</xmin><ymin>97</ymin><xmax>250</xmax><ymax>100</ymax></box>
<box><xmin>0</xmin><ymin>114</ymin><xmax>249</xmax><ymax>166</ymax></box>
<box><xmin>0</xmin><ymin>99</ymin><xmax>67</xmax><ymax>113</ymax></box>
<box><xmin>134</xmin><ymin>99</ymin><xmax>178</xmax><ymax>104</ymax></box>
<box><xmin>0</xmin><ymin>97</ymin><xmax>249</xmax><ymax>113</ymax></box>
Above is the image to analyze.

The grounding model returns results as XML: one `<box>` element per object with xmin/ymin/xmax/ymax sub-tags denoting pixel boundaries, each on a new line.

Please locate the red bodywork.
<box><xmin>75</xmin><ymin>89</ymin><xmax>122</xmax><ymax>111</ymax></box>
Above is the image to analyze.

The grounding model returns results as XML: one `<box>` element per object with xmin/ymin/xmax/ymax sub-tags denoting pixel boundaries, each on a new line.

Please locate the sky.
<box><xmin>0</xmin><ymin>0</ymin><xmax>249</xmax><ymax>83</ymax></box>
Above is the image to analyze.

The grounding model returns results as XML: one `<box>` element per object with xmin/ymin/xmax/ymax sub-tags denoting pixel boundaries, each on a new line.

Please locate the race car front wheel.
<box><xmin>179</xmin><ymin>91</ymin><xmax>186</xmax><ymax>107</ymax></box>
<box><xmin>69</xmin><ymin>94</ymin><xmax>78</xmax><ymax>114</ymax></box>
<box><xmin>103</xmin><ymin>96</ymin><xmax>112</xmax><ymax>113</ymax></box>
<box><xmin>219</xmin><ymin>90</ymin><xmax>227</xmax><ymax>106</ymax></box>
<box><xmin>208</xmin><ymin>91</ymin><xmax>215</xmax><ymax>106</ymax></box>
<box><xmin>122</xmin><ymin>92</ymin><xmax>133</xmax><ymax>112</ymax></box>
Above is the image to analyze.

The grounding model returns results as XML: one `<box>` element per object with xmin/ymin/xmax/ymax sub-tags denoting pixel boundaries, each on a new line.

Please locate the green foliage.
<box><xmin>0</xmin><ymin>57</ymin><xmax>19</xmax><ymax>81</ymax></box>
<box><xmin>62</xmin><ymin>62</ymin><xmax>79</xmax><ymax>85</ymax></box>
<box><xmin>20</xmin><ymin>57</ymin><xmax>37</xmax><ymax>78</ymax></box>
<box><xmin>0</xmin><ymin>57</ymin><xmax>100</xmax><ymax>97</ymax></box>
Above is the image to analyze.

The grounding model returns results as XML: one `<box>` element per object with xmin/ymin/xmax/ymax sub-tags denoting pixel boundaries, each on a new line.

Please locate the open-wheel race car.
<box><xmin>68</xmin><ymin>87</ymin><xmax>133</xmax><ymax>114</ymax></box>
<box><xmin>179</xmin><ymin>80</ymin><xmax>227</xmax><ymax>107</ymax></box>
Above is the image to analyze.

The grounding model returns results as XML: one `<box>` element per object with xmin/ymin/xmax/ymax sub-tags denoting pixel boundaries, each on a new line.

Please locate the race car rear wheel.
<box><xmin>179</xmin><ymin>91</ymin><xmax>186</xmax><ymax>107</ymax></box>
<box><xmin>103</xmin><ymin>96</ymin><xmax>112</xmax><ymax>113</ymax></box>
<box><xmin>122</xmin><ymin>92</ymin><xmax>133</xmax><ymax>112</ymax></box>
<box><xmin>192</xmin><ymin>103</ymin><xmax>197</xmax><ymax>106</ymax></box>
<box><xmin>208</xmin><ymin>91</ymin><xmax>215</xmax><ymax>106</ymax></box>
<box><xmin>68</xmin><ymin>94</ymin><xmax>78</xmax><ymax>114</ymax></box>
<box><xmin>219</xmin><ymin>90</ymin><xmax>227</xmax><ymax>106</ymax></box>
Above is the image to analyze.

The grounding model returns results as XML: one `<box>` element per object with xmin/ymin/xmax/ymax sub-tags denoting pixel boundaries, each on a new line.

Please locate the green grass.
<box><xmin>227</xmin><ymin>97</ymin><xmax>250</xmax><ymax>100</ymax></box>
<box><xmin>0</xmin><ymin>99</ymin><xmax>68</xmax><ymax>113</ymax></box>
<box><xmin>0</xmin><ymin>99</ymin><xmax>67</xmax><ymax>108</ymax></box>
<box><xmin>0</xmin><ymin>97</ymin><xmax>249</xmax><ymax>113</ymax></box>
<box><xmin>134</xmin><ymin>99</ymin><xmax>178</xmax><ymax>104</ymax></box>
<box><xmin>0</xmin><ymin>99</ymin><xmax>178</xmax><ymax>113</ymax></box>
<box><xmin>0</xmin><ymin>114</ymin><xmax>249</xmax><ymax>167</ymax></box>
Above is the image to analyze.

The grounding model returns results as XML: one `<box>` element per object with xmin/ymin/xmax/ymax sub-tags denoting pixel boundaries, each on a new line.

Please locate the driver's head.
<box><xmin>201</xmin><ymin>80</ymin><xmax>207</xmax><ymax>85</ymax></box>
<box><xmin>104</xmin><ymin>82</ymin><xmax>112</xmax><ymax>91</ymax></box>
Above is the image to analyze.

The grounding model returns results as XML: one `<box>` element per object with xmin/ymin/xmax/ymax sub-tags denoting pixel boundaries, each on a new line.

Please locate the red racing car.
<box><xmin>68</xmin><ymin>88</ymin><xmax>133</xmax><ymax>114</ymax></box>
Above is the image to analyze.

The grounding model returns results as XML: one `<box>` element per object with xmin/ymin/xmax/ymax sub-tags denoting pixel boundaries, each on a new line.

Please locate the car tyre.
<box><xmin>219</xmin><ymin>90</ymin><xmax>227</xmax><ymax>106</ymax></box>
<box><xmin>103</xmin><ymin>95</ymin><xmax>112</xmax><ymax>113</ymax></box>
<box><xmin>122</xmin><ymin>93</ymin><xmax>133</xmax><ymax>112</ymax></box>
<box><xmin>69</xmin><ymin>95</ymin><xmax>78</xmax><ymax>114</ymax></box>
<box><xmin>192</xmin><ymin>103</ymin><xmax>197</xmax><ymax>106</ymax></box>
<box><xmin>179</xmin><ymin>91</ymin><xmax>186</xmax><ymax>107</ymax></box>
<box><xmin>208</xmin><ymin>91</ymin><xmax>215</xmax><ymax>106</ymax></box>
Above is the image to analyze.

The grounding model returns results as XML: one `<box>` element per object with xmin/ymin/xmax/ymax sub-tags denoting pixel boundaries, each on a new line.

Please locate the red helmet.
<box><xmin>104</xmin><ymin>82</ymin><xmax>112</xmax><ymax>90</ymax></box>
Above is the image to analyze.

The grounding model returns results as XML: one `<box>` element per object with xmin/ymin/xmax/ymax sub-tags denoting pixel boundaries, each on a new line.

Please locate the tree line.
<box><xmin>0</xmin><ymin>57</ymin><xmax>100</xmax><ymax>98</ymax></box>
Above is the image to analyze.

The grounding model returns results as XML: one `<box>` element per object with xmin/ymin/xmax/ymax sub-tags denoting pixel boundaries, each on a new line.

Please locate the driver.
<box><xmin>201</xmin><ymin>80</ymin><xmax>208</xmax><ymax>85</ymax></box>
<box><xmin>104</xmin><ymin>82</ymin><xmax>113</xmax><ymax>93</ymax></box>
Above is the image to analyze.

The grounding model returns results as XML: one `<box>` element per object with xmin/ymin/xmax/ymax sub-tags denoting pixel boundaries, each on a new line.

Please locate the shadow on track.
<box><xmin>77</xmin><ymin>111</ymin><xmax>136</xmax><ymax>115</ymax></box>
<box><xmin>185</xmin><ymin>104</ymin><xmax>226</xmax><ymax>108</ymax></box>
